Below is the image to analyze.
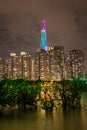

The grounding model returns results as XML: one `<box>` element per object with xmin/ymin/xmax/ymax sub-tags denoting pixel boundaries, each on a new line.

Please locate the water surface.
<box><xmin>0</xmin><ymin>91</ymin><xmax>87</xmax><ymax>130</ymax></box>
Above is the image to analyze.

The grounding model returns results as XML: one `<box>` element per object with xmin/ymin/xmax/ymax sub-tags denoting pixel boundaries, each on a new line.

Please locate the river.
<box><xmin>0</xmin><ymin>91</ymin><xmax>87</xmax><ymax>130</ymax></box>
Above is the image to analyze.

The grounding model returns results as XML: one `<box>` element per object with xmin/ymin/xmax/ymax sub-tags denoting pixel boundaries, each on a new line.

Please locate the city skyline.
<box><xmin>0</xmin><ymin>0</ymin><xmax>87</xmax><ymax>70</ymax></box>
<box><xmin>0</xmin><ymin>46</ymin><xmax>85</xmax><ymax>81</ymax></box>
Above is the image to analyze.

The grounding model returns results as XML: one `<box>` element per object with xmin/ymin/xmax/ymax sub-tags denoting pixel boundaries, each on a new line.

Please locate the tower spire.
<box><xmin>40</xmin><ymin>20</ymin><xmax>48</xmax><ymax>51</ymax></box>
<box><xmin>41</xmin><ymin>20</ymin><xmax>46</xmax><ymax>30</ymax></box>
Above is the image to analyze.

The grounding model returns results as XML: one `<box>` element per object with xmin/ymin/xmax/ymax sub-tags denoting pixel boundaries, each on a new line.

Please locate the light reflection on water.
<box><xmin>0</xmin><ymin>91</ymin><xmax>87</xmax><ymax>130</ymax></box>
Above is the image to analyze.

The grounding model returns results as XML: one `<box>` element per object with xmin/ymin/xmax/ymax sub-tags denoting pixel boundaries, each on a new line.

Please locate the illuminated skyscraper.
<box><xmin>5</xmin><ymin>52</ymin><xmax>32</xmax><ymax>80</ymax></box>
<box><xmin>0</xmin><ymin>57</ymin><xmax>4</xmax><ymax>80</ymax></box>
<box><xmin>35</xmin><ymin>46</ymin><xmax>64</xmax><ymax>81</ymax></box>
<box><xmin>35</xmin><ymin>20</ymin><xmax>64</xmax><ymax>81</ymax></box>
<box><xmin>40</xmin><ymin>20</ymin><xmax>48</xmax><ymax>51</ymax></box>
<box><xmin>65</xmin><ymin>50</ymin><xmax>85</xmax><ymax>80</ymax></box>
<box><xmin>18</xmin><ymin>52</ymin><xmax>31</xmax><ymax>80</ymax></box>
<box><xmin>31</xmin><ymin>59</ymin><xmax>35</xmax><ymax>80</ymax></box>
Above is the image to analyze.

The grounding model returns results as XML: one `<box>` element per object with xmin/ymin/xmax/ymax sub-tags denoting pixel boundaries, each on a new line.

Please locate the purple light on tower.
<box><xmin>41</xmin><ymin>20</ymin><xmax>46</xmax><ymax>31</ymax></box>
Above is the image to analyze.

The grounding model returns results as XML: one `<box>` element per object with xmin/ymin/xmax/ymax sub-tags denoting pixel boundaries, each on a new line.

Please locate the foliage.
<box><xmin>40</xmin><ymin>87</ymin><xmax>54</xmax><ymax>110</ymax></box>
<box><xmin>59</xmin><ymin>78</ymin><xmax>81</xmax><ymax>109</ymax></box>
<box><xmin>0</xmin><ymin>77</ymin><xmax>81</xmax><ymax>111</ymax></box>
<box><xmin>0</xmin><ymin>78</ymin><xmax>42</xmax><ymax>110</ymax></box>
<box><xmin>39</xmin><ymin>79</ymin><xmax>81</xmax><ymax>110</ymax></box>
<box><xmin>39</xmin><ymin>81</ymin><xmax>60</xmax><ymax>110</ymax></box>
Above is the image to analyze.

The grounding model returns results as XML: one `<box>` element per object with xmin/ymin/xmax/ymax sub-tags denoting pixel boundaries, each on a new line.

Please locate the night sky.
<box><xmin>0</xmin><ymin>0</ymin><xmax>87</xmax><ymax>70</ymax></box>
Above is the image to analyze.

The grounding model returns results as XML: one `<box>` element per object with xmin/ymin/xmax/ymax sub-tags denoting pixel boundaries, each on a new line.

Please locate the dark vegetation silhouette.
<box><xmin>0</xmin><ymin>75</ymin><xmax>84</xmax><ymax>112</ymax></box>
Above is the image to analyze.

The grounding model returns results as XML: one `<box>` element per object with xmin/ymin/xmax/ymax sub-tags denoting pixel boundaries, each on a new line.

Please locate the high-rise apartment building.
<box><xmin>5</xmin><ymin>52</ymin><xmax>32</xmax><ymax>80</ymax></box>
<box><xmin>0</xmin><ymin>57</ymin><xmax>4</xmax><ymax>80</ymax></box>
<box><xmin>31</xmin><ymin>59</ymin><xmax>35</xmax><ymax>80</ymax></box>
<box><xmin>34</xmin><ymin>46</ymin><xmax>64</xmax><ymax>81</ymax></box>
<box><xmin>18</xmin><ymin>52</ymin><xmax>31</xmax><ymax>80</ymax></box>
<box><xmin>65</xmin><ymin>50</ymin><xmax>85</xmax><ymax>80</ymax></box>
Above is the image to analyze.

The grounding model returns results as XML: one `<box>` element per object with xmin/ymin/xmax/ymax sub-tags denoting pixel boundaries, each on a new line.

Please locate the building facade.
<box><xmin>0</xmin><ymin>57</ymin><xmax>4</xmax><ymax>80</ymax></box>
<box><xmin>64</xmin><ymin>50</ymin><xmax>85</xmax><ymax>80</ymax></box>
<box><xmin>34</xmin><ymin>46</ymin><xmax>64</xmax><ymax>81</ymax></box>
<box><xmin>5</xmin><ymin>52</ymin><xmax>32</xmax><ymax>80</ymax></box>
